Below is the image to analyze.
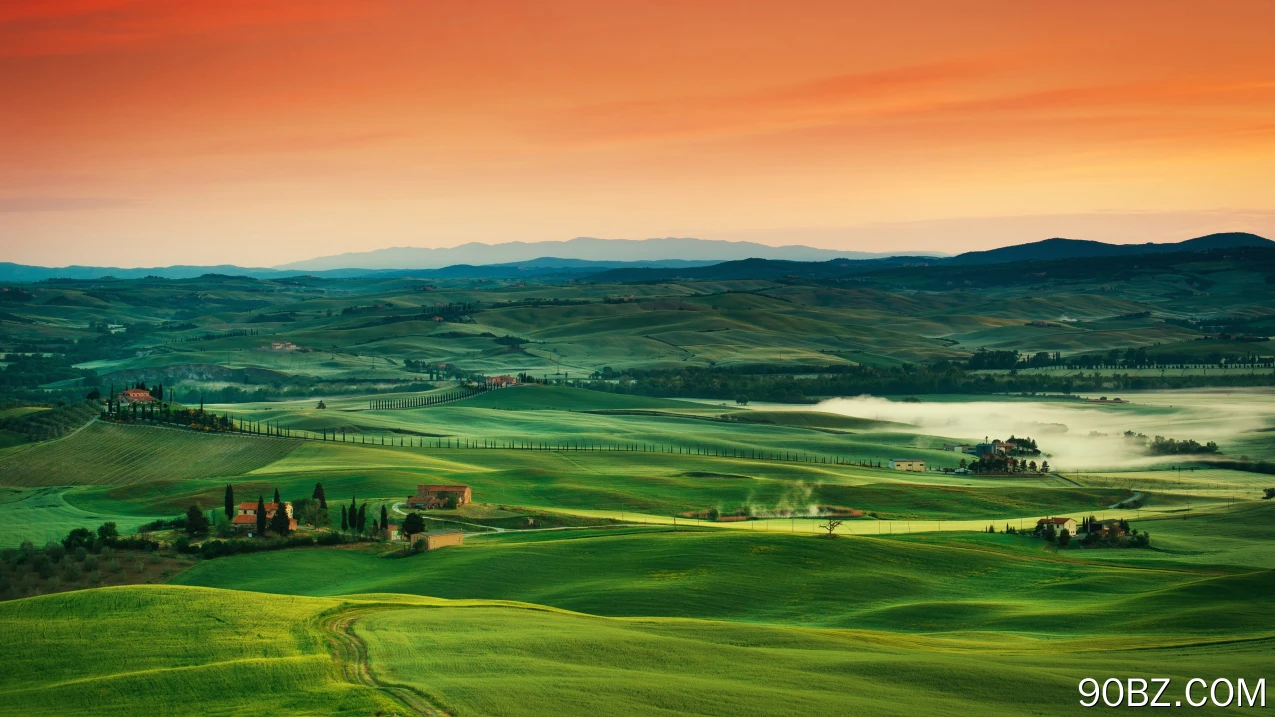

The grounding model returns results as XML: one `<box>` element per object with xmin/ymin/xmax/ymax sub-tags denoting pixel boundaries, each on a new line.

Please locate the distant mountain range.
<box><xmin>0</xmin><ymin>233</ymin><xmax>1266</xmax><ymax>283</ymax></box>
<box><xmin>584</xmin><ymin>233</ymin><xmax>1274</xmax><ymax>282</ymax></box>
<box><xmin>275</xmin><ymin>237</ymin><xmax>942</xmax><ymax>271</ymax></box>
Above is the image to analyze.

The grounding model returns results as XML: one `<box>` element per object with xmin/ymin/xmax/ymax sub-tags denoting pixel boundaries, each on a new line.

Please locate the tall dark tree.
<box><xmin>402</xmin><ymin>512</ymin><xmax>425</xmax><ymax>542</ymax></box>
<box><xmin>273</xmin><ymin>487</ymin><xmax>281</xmax><ymax>505</ymax></box>
<box><xmin>185</xmin><ymin>505</ymin><xmax>210</xmax><ymax>536</ymax></box>
<box><xmin>313</xmin><ymin>482</ymin><xmax>327</xmax><ymax>509</ymax></box>
<box><xmin>224</xmin><ymin>484</ymin><xmax>235</xmax><ymax>520</ymax></box>
<box><xmin>357</xmin><ymin>503</ymin><xmax>367</xmax><ymax>534</ymax></box>
<box><xmin>340</xmin><ymin>504</ymin><xmax>348</xmax><ymax>532</ymax></box>
<box><xmin>349</xmin><ymin>494</ymin><xmax>357</xmax><ymax>527</ymax></box>
<box><xmin>380</xmin><ymin>504</ymin><xmax>389</xmax><ymax>532</ymax></box>
<box><xmin>255</xmin><ymin>496</ymin><xmax>267</xmax><ymax>535</ymax></box>
<box><xmin>269</xmin><ymin>501</ymin><xmax>291</xmax><ymax>535</ymax></box>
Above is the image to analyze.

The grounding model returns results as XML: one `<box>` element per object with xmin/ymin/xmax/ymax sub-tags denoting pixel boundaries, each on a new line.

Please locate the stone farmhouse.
<box><xmin>1036</xmin><ymin>516</ymin><xmax>1076</xmax><ymax>534</ymax></box>
<box><xmin>407</xmin><ymin>484</ymin><xmax>472</xmax><ymax>509</ymax></box>
<box><xmin>231</xmin><ymin>501</ymin><xmax>296</xmax><ymax>535</ymax></box>
<box><xmin>118</xmin><ymin>388</ymin><xmax>157</xmax><ymax>405</ymax></box>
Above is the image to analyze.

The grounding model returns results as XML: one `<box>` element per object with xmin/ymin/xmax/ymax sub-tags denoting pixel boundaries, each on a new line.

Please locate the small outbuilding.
<box><xmin>418</xmin><ymin>530</ymin><xmax>463</xmax><ymax>550</ymax></box>
<box><xmin>889</xmin><ymin>458</ymin><xmax>925</xmax><ymax>472</ymax></box>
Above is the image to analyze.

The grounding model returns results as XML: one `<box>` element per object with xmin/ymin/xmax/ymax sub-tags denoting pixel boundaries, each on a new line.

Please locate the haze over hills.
<box><xmin>0</xmin><ymin>233</ymin><xmax>1266</xmax><ymax>283</ymax></box>
<box><xmin>276</xmin><ymin>237</ymin><xmax>943</xmax><ymax>271</ymax></box>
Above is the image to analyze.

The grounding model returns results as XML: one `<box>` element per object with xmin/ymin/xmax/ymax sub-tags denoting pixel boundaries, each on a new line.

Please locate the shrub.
<box><xmin>44</xmin><ymin>542</ymin><xmax>65</xmax><ymax>562</ymax></box>
<box><xmin>134</xmin><ymin>561</ymin><xmax>145</xmax><ymax>574</ymax></box>
<box><xmin>45</xmin><ymin>576</ymin><xmax>59</xmax><ymax>591</ymax></box>
<box><xmin>61</xmin><ymin>563</ymin><xmax>80</xmax><ymax>581</ymax></box>
<box><xmin>74</xmin><ymin>546</ymin><xmax>87</xmax><ymax>562</ymax></box>
<box><xmin>106</xmin><ymin>559</ymin><xmax>123</xmax><ymax>574</ymax></box>
<box><xmin>82</xmin><ymin>555</ymin><xmax>99</xmax><ymax>572</ymax></box>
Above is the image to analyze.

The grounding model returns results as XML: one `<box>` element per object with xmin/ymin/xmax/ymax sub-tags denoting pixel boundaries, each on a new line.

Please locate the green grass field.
<box><xmin>0</xmin><ymin>587</ymin><xmax>397</xmax><ymax>717</ymax></box>
<box><xmin>355</xmin><ymin>603</ymin><xmax>1273</xmax><ymax>717</ymax></box>
<box><xmin>0</xmin><ymin>421</ymin><xmax>300</xmax><ymax>486</ymax></box>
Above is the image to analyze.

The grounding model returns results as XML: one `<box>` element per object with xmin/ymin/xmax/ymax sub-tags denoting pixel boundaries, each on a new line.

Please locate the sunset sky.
<box><xmin>2</xmin><ymin>0</ymin><xmax>1275</xmax><ymax>267</ymax></box>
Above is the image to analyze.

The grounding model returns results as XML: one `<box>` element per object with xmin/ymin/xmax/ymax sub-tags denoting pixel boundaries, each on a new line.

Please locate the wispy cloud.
<box><xmin>0</xmin><ymin>197</ymin><xmax>131</xmax><ymax>212</ymax></box>
<box><xmin>0</xmin><ymin>0</ymin><xmax>373</xmax><ymax>57</ymax></box>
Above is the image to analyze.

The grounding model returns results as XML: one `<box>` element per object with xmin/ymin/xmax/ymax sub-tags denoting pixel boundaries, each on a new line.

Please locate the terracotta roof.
<box><xmin>1037</xmin><ymin>517</ymin><xmax>1073</xmax><ymax>525</ymax></box>
<box><xmin>231</xmin><ymin>514</ymin><xmax>258</xmax><ymax>525</ymax></box>
<box><xmin>415</xmin><ymin>485</ymin><xmax>469</xmax><ymax>492</ymax></box>
<box><xmin>238</xmin><ymin>501</ymin><xmax>280</xmax><ymax>511</ymax></box>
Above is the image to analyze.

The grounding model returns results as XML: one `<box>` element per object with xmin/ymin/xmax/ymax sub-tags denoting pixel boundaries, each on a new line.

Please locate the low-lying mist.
<box><xmin>809</xmin><ymin>393</ymin><xmax>1268</xmax><ymax>471</ymax></box>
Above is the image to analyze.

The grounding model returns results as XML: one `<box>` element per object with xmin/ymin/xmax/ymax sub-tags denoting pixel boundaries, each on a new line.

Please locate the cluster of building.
<box><xmin>221</xmin><ymin>484</ymin><xmax>473</xmax><ymax>551</ymax></box>
<box><xmin>118</xmin><ymin>388</ymin><xmax>158</xmax><ymax>405</ymax></box>
<box><xmin>1036</xmin><ymin>516</ymin><xmax>1128</xmax><ymax>538</ymax></box>
<box><xmin>231</xmin><ymin>501</ymin><xmax>297</xmax><ymax>536</ymax></box>
<box><xmin>944</xmin><ymin>438</ymin><xmax>1021</xmax><ymax>456</ymax></box>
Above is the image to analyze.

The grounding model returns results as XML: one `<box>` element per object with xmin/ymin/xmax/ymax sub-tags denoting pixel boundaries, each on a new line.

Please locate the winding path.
<box><xmin>317</xmin><ymin>605</ymin><xmax>450</xmax><ymax>717</ymax></box>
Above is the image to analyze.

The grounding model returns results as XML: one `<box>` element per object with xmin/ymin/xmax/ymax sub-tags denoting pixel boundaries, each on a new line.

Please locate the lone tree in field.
<box><xmin>340</xmin><ymin>504</ymin><xmax>348</xmax><ymax>532</ymax></box>
<box><xmin>313</xmin><ymin>482</ymin><xmax>327</xmax><ymax>509</ymax></box>
<box><xmin>819</xmin><ymin>519</ymin><xmax>843</xmax><ymax>538</ymax></box>
<box><xmin>255</xmin><ymin>496</ymin><xmax>267</xmax><ymax>535</ymax></box>
<box><xmin>402</xmin><ymin>512</ymin><xmax>425</xmax><ymax>544</ymax></box>
<box><xmin>1263</xmin><ymin>488</ymin><xmax>1275</xmax><ymax>500</ymax></box>
<box><xmin>224</xmin><ymin>484</ymin><xmax>234</xmax><ymax>520</ymax></box>
<box><xmin>185</xmin><ymin>505</ymin><xmax>210</xmax><ymax>536</ymax></box>
<box><xmin>1041</xmin><ymin>460</ymin><xmax>1050</xmax><ymax>473</ymax></box>
<box><xmin>269</xmin><ymin>501</ymin><xmax>291</xmax><ymax>536</ymax></box>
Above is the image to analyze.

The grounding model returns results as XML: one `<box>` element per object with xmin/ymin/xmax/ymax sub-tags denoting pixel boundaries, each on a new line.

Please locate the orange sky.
<box><xmin>2</xmin><ymin>0</ymin><xmax>1274</xmax><ymax>266</ymax></box>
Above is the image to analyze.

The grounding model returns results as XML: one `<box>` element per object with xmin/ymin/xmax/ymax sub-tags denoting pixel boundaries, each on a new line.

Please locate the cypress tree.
<box><xmin>357</xmin><ymin>503</ymin><xmax>367</xmax><ymax>534</ymax></box>
<box><xmin>255</xmin><ymin>496</ymin><xmax>267</xmax><ymax>535</ymax></box>
<box><xmin>349</xmin><ymin>494</ymin><xmax>357</xmax><ymax>527</ymax></box>
<box><xmin>380</xmin><ymin>504</ymin><xmax>388</xmax><ymax>531</ymax></box>
<box><xmin>340</xmin><ymin>505</ymin><xmax>348</xmax><ymax>531</ymax></box>
<box><xmin>313</xmin><ymin>482</ymin><xmax>326</xmax><ymax>509</ymax></box>
<box><xmin>273</xmin><ymin>488</ymin><xmax>281</xmax><ymax>505</ymax></box>
<box><xmin>224</xmin><ymin>484</ymin><xmax>234</xmax><ymax>520</ymax></box>
<box><xmin>269</xmin><ymin>499</ymin><xmax>291</xmax><ymax>535</ymax></box>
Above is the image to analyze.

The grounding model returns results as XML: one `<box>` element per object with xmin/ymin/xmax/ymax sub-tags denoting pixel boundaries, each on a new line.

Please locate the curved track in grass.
<box><xmin>317</xmin><ymin>605</ymin><xmax>451</xmax><ymax>717</ymax></box>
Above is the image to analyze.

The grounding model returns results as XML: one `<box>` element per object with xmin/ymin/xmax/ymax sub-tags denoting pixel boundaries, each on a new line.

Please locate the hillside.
<box><xmin>948</xmin><ymin>232</ymin><xmax>1272</xmax><ymax>265</ymax></box>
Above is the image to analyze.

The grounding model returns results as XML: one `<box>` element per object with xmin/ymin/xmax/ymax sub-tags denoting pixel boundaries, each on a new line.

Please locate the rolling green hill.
<box><xmin>0</xmin><ymin>421</ymin><xmax>299</xmax><ymax>485</ymax></box>
<box><xmin>0</xmin><ymin>587</ymin><xmax>395</xmax><ymax>717</ymax></box>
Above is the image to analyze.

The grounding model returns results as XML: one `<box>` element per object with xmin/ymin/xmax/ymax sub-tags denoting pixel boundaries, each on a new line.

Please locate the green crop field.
<box><xmin>354</xmin><ymin>603</ymin><xmax>1272</xmax><ymax>717</ymax></box>
<box><xmin>0</xmin><ymin>587</ymin><xmax>397</xmax><ymax>717</ymax></box>
<box><xmin>0</xmin><ymin>421</ymin><xmax>300</xmax><ymax>486</ymax></box>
